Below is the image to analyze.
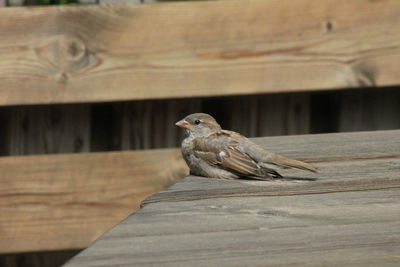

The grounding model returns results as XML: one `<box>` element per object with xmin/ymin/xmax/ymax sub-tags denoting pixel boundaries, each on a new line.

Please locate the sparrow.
<box><xmin>176</xmin><ymin>113</ymin><xmax>317</xmax><ymax>180</ymax></box>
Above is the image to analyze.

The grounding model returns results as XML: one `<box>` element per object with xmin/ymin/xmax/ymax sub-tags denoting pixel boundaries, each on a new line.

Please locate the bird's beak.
<box><xmin>175</xmin><ymin>119</ymin><xmax>190</xmax><ymax>129</ymax></box>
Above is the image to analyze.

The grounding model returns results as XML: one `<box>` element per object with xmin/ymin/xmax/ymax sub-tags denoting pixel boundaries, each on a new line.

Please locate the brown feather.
<box><xmin>193</xmin><ymin>134</ymin><xmax>279</xmax><ymax>178</ymax></box>
<box><xmin>193</xmin><ymin>151</ymin><xmax>220</xmax><ymax>165</ymax></box>
<box><xmin>221</xmin><ymin>148</ymin><xmax>263</xmax><ymax>176</ymax></box>
<box><xmin>270</xmin><ymin>155</ymin><xmax>318</xmax><ymax>172</ymax></box>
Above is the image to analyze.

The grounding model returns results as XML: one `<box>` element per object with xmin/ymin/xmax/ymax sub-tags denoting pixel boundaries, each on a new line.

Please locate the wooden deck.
<box><xmin>65</xmin><ymin>130</ymin><xmax>400</xmax><ymax>266</ymax></box>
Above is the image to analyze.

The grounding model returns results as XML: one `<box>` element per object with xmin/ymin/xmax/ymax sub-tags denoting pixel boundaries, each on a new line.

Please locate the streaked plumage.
<box><xmin>176</xmin><ymin>113</ymin><xmax>317</xmax><ymax>180</ymax></box>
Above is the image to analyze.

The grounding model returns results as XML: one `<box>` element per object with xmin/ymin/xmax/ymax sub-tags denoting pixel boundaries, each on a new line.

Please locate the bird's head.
<box><xmin>175</xmin><ymin>113</ymin><xmax>222</xmax><ymax>138</ymax></box>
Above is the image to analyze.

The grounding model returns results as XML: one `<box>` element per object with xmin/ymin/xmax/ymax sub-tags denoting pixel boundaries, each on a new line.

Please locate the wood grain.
<box><xmin>4</xmin><ymin>105</ymin><xmax>90</xmax><ymax>155</ymax></box>
<box><xmin>145</xmin><ymin>130</ymin><xmax>400</xmax><ymax>204</ymax></box>
<box><xmin>338</xmin><ymin>87</ymin><xmax>400</xmax><ymax>132</ymax></box>
<box><xmin>0</xmin><ymin>148</ymin><xmax>188</xmax><ymax>253</ymax></box>
<box><xmin>64</xmin><ymin>130</ymin><xmax>400</xmax><ymax>266</ymax></box>
<box><xmin>2</xmin><ymin>0</ymin><xmax>400</xmax><ymax>105</ymax></box>
<box><xmin>120</xmin><ymin>99</ymin><xmax>203</xmax><ymax>150</ymax></box>
<box><xmin>65</xmin><ymin>190</ymin><xmax>400</xmax><ymax>267</ymax></box>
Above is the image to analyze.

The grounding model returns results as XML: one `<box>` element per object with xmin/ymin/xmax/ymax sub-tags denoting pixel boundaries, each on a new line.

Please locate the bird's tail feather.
<box><xmin>271</xmin><ymin>155</ymin><xmax>318</xmax><ymax>173</ymax></box>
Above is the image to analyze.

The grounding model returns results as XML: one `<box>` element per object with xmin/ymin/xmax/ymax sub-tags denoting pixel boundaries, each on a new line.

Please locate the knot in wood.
<box><xmin>60</xmin><ymin>36</ymin><xmax>87</xmax><ymax>62</ymax></box>
<box><xmin>352</xmin><ymin>64</ymin><xmax>376</xmax><ymax>87</ymax></box>
<box><xmin>35</xmin><ymin>34</ymin><xmax>95</xmax><ymax>77</ymax></box>
<box><xmin>323</xmin><ymin>19</ymin><xmax>336</xmax><ymax>33</ymax></box>
<box><xmin>55</xmin><ymin>72</ymin><xmax>69</xmax><ymax>83</ymax></box>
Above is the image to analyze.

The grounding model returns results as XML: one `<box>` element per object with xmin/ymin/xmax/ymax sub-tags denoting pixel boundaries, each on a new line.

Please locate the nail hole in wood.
<box><xmin>324</xmin><ymin>20</ymin><xmax>335</xmax><ymax>33</ymax></box>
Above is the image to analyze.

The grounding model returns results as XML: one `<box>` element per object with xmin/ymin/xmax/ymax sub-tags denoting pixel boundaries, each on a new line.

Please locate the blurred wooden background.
<box><xmin>1</xmin><ymin>88</ymin><xmax>400</xmax><ymax>157</ymax></box>
<box><xmin>1</xmin><ymin>0</ymin><xmax>400</xmax><ymax>266</ymax></box>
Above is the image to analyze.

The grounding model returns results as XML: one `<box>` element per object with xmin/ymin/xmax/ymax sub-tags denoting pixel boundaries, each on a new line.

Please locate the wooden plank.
<box><xmin>118</xmin><ymin>95</ymin><xmax>312</xmax><ymax>151</ymax></box>
<box><xmin>65</xmin><ymin>189</ymin><xmax>400</xmax><ymax>267</ymax></box>
<box><xmin>226</xmin><ymin>93</ymin><xmax>311</xmax><ymax>138</ymax></box>
<box><xmin>4</xmin><ymin>105</ymin><xmax>90</xmax><ymax>155</ymax></box>
<box><xmin>64</xmin><ymin>130</ymin><xmax>400</xmax><ymax>266</ymax></box>
<box><xmin>2</xmin><ymin>0</ymin><xmax>400</xmax><ymax>105</ymax></box>
<box><xmin>248</xmin><ymin>129</ymin><xmax>400</xmax><ymax>161</ymax></box>
<box><xmin>120</xmin><ymin>99</ymin><xmax>202</xmax><ymax>150</ymax></box>
<box><xmin>257</xmin><ymin>93</ymin><xmax>310</xmax><ymax>136</ymax></box>
<box><xmin>0</xmin><ymin>148</ymin><xmax>188</xmax><ymax>253</ymax></box>
<box><xmin>229</xmin><ymin>96</ymin><xmax>259</xmax><ymax>137</ymax></box>
<box><xmin>67</xmin><ymin>188</ymin><xmax>400</xmax><ymax>267</ymax></box>
<box><xmin>286</xmin><ymin>93</ymin><xmax>311</xmax><ymax>135</ymax></box>
<box><xmin>338</xmin><ymin>87</ymin><xmax>400</xmax><ymax>132</ymax></box>
<box><xmin>145</xmin><ymin>161</ymin><xmax>400</xmax><ymax>204</ymax></box>
<box><xmin>145</xmin><ymin>130</ymin><xmax>400</xmax><ymax>204</ymax></box>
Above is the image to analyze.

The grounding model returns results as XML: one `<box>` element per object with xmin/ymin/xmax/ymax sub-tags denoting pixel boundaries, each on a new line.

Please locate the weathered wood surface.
<box><xmin>1</xmin><ymin>0</ymin><xmax>400</xmax><ymax>105</ymax></box>
<box><xmin>2</xmin><ymin>105</ymin><xmax>90</xmax><ymax>155</ymax></box>
<box><xmin>2</xmin><ymin>88</ymin><xmax>400</xmax><ymax>156</ymax></box>
<box><xmin>338</xmin><ymin>88</ymin><xmax>400</xmax><ymax>132</ymax></box>
<box><xmin>65</xmin><ymin>130</ymin><xmax>400</xmax><ymax>266</ymax></box>
<box><xmin>0</xmin><ymin>148</ymin><xmax>188</xmax><ymax>253</ymax></box>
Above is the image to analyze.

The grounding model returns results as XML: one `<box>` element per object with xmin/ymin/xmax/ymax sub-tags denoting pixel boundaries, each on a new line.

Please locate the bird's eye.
<box><xmin>194</xmin><ymin>119</ymin><xmax>201</xmax><ymax>125</ymax></box>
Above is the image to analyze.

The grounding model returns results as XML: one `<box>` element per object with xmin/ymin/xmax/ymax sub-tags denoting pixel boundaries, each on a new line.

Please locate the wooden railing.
<box><xmin>1</xmin><ymin>0</ymin><xmax>400</xmax><ymax>106</ymax></box>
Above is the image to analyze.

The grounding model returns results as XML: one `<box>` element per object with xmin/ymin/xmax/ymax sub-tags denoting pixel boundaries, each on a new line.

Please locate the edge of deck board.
<box><xmin>144</xmin><ymin>130</ymin><xmax>400</xmax><ymax>205</ymax></box>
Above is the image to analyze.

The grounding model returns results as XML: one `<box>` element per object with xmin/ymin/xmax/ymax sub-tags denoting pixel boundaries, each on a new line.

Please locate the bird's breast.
<box><xmin>181</xmin><ymin>137</ymin><xmax>195</xmax><ymax>163</ymax></box>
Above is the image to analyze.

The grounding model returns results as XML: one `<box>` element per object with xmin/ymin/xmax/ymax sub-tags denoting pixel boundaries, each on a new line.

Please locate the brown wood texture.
<box><xmin>119</xmin><ymin>99</ymin><xmax>203</xmax><ymax>150</ymax></box>
<box><xmin>3</xmin><ymin>105</ymin><xmax>90</xmax><ymax>155</ymax></box>
<box><xmin>1</xmin><ymin>88</ymin><xmax>399</xmax><ymax>157</ymax></box>
<box><xmin>118</xmin><ymin>93</ymin><xmax>312</xmax><ymax>151</ymax></box>
<box><xmin>145</xmin><ymin>130</ymin><xmax>400</xmax><ymax>204</ymax></box>
<box><xmin>0</xmin><ymin>148</ymin><xmax>188</xmax><ymax>254</ymax></box>
<box><xmin>1</xmin><ymin>0</ymin><xmax>400</xmax><ymax>105</ymax></box>
<box><xmin>65</xmin><ymin>130</ymin><xmax>400</xmax><ymax>266</ymax></box>
<box><xmin>338</xmin><ymin>88</ymin><xmax>400</xmax><ymax>132</ymax></box>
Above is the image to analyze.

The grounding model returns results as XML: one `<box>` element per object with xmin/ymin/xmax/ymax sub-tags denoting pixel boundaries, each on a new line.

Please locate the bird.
<box><xmin>175</xmin><ymin>113</ymin><xmax>317</xmax><ymax>180</ymax></box>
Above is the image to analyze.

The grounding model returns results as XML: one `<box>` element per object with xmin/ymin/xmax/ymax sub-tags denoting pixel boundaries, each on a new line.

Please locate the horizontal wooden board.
<box><xmin>0</xmin><ymin>148</ymin><xmax>188</xmax><ymax>254</ymax></box>
<box><xmin>145</xmin><ymin>130</ymin><xmax>400</xmax><ymax>204</ymax></box>
<box><xmin>2</xmin><ymin>0</ymin><xmax>400</xmax><ymax>105</ymax></box>
<box><xmin>65</xmin><ymin>189</ymin><xmax>400</xmax><ymax>266</ymax></box>
<box><xmin>2</xmin><ymin>130</ymin><xmax>398</xmax><ymax>254</ymax></box>
<box><xmin>64</xmin><ymin>130</ymin><xmax>400</xmax><ymax>266</ymax></box>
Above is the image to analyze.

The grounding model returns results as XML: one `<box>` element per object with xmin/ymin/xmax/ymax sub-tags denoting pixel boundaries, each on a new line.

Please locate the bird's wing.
<box><xmin>192</xmin><ymin>132</ymin><xmax>276</xmax><ymax>177</ymax></box>
<box><xmin>235</xmin><ymin>132</ymin><xmax>318</xmax><ymax>173</ymax></box>
<box><xmin>266</xmin><ymin>154</ymin><xmax>318</xmax><ymax>172</ymax></box>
